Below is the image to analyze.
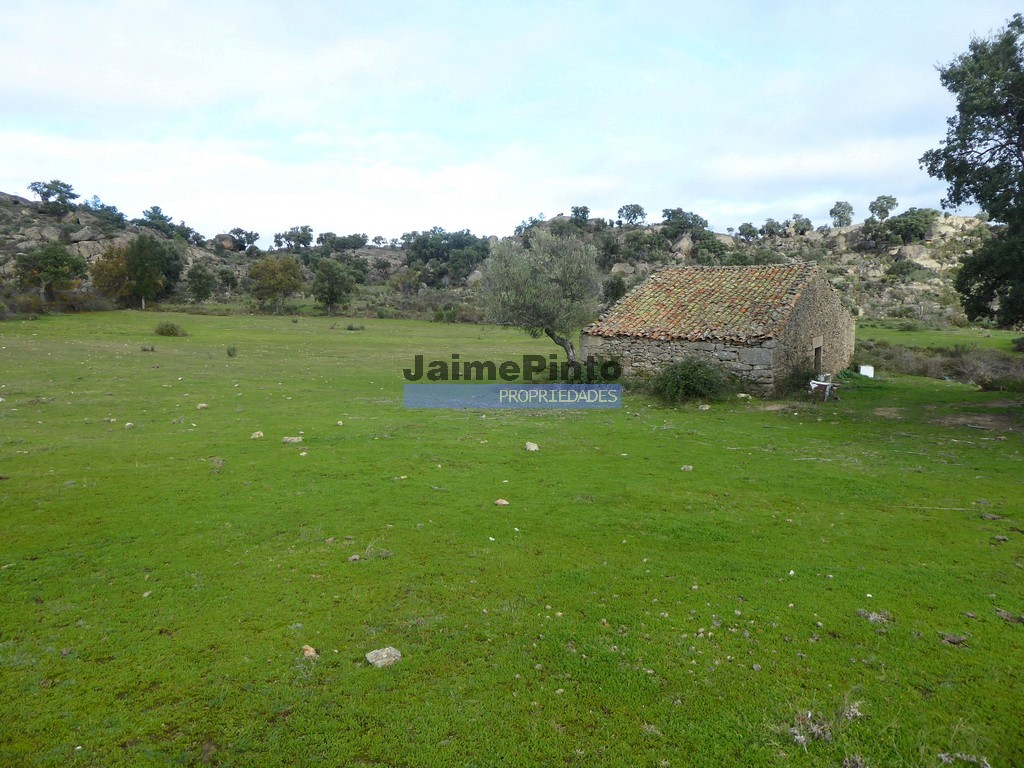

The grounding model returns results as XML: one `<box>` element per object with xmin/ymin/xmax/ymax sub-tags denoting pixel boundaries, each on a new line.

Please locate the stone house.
<box><xmin>581</xmin><ymin>262</ymin><xmax>855</xmax><ymax>394</ymax></box>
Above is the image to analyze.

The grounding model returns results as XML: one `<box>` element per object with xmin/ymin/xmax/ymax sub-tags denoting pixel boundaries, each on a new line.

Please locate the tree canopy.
<box><xmin>248</xmin><ymin>255</ymin><xmax>303</xmax><ymax>312</ymax></box>
<box><xmin>921</xmin><ymin>14</ymin><xmax>1024</xmax><ymax>324</ymax></box>
<box><xmin>27</xmin><ymin>180</ymin><xmax>79</xmax><ymax>213</ymax></box>
<box><xmin>186</xmin><ymin>261</ymin><xmax>217</xmax><ymax>303</ymax></box>
<box><xmin>401</xmin><ymin>227</ymin><xmax>489</xmax><ymax>287</ymax></box>
<box><xmin>790</xmin><ymin>213</ymin><xmax>812</xmax><ymax>235</ymax></box>
<box><xmin>617</xmin><ymin>204</ymin><xmax>646</xmax><ymax>226</ymax></box>
<box><xmin>660</xmin><ymin>209</ymin><xmax>708</xmax><ymax>241</ymax></box>
<box><xmin>228</xmin><ymin>228</ymin><xmax>260</xmax><ymax>250</ymax></box>
<box><xmin>15</xmin><ymin>241</ymin><xmax>87</xmax><ymax>308</ymax></box>
<box><xmin>274</xmin><ymin>226</ymin><xmax>313</xmax><ymax>250</ymax></box>
<box><xmin>481</xmin><ymin>230</ymin><xmax>600</xmax><ymax>364</ymax></box>
<box><xmin>868</xmin><ymin>195</ymin><xmax>898</xmax><ymax>221</ymax></box>
<box><xmin>829</xmin><ymin>201</ymin><xmax>853</xmax><ymax>228</ymax></box>
<box><xmin>92</xmin><ymin>235</ymin><xmax>183</xmax><ymax>309</ymax></box>
<box><xmin>311</xmin><ymin>258</ymin><xmax>355</xmax><ymax>315</ymax></box>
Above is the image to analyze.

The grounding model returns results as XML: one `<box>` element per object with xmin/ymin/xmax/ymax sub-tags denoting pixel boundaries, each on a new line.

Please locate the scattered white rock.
<box><xmin>282</xmin><ymin>436</ymin><xmax>303</xmax><ymax>444</ymax></box>
<box><xmin>680</xmin><ymin>465</ymin><xmax>693</xmax><ymax>472</ymax></box>
<box><xmin>302</xmin><ymin>645</ymin><xmax>319</xmax><ymax>659</ymax></box>
<box><xmin>347</xmin><ymin>554</ymin><xmax>361</xmax><ymax>562</ymax></box>
<box><xmin>196</xmin><ymin>403</ymin><xmax>208</xmax><ymax>410</ymax></box>
<box><xmin>124</xmin><ymin>422</ymin><xmax>134</xmax><ymax>429</ymax></box>
<box><xmin>336</xmin><ymin>421</ymin><xmax>344</xmax><ymax>426</ymax></box>
<box><xmin>525</xmin><ymin>441</ymin><xmax>539</xmax><ymax>452</ymax></box>
<box><xmin>365</xmin><ymin>646</ymin><xmax>402</xmax><ymax>668</ymax></box>
<box><xmin>737</xmin><ymin>393</ymin><xmax>752</xmax><ymax>399</ymax></box>
<box><xmin>251</xmin><ymin>431</ymin><xmax>264</xmax><ymax>439</ymax></box>
<box><xmin>299</xmin><ymin>451</ymin><xmax>308</xmax><ymax>457</ymax></box>
<box><xmin>494</xmin><ymin>499</ymin><xmax>510</xmax><ymax>506</ymax></box>
<box><xmin>698</xmin><ymin>404</ymin><xmax>711</xmax><ymax>411</ymax></box>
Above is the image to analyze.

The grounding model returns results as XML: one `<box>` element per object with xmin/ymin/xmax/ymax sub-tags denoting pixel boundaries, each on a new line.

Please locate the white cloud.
<box><xmin>0</xmin><ymin>0</ymin><xmax>1007</xmax><ymax>240</ymax></box>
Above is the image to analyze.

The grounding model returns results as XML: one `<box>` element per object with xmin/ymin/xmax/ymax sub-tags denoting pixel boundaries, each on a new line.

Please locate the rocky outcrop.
<box><xmin>213</xmin><ymin>233</ymin><xmax>240</xmax><ymax>251</ymax></box>
<box><xmin>69</xmin><ymin>226</ymin><xmax>100</xmax><ymax>243</ymax></box>
<box><xmin>0</xmin><ymin>191</ymin><xmax>228</xmax><ymax>273</ymax></box>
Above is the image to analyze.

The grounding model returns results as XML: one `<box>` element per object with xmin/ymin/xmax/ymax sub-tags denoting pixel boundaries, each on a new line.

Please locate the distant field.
<box><xmin>1</xmin><ymin>312</ymin><xmax>1022</xmax><ymax>767</ymax></box>
<box><xmin>857</xmin><ymin>319</ymin><xmax>1021</xmax><ymax>352</ymax></box>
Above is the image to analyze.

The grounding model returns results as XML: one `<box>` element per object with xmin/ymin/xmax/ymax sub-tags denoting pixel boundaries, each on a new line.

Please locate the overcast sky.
<box><xmin>0</xmin><ymin>1</ymin><xmax>1016</xmax><ymax>246</ymax></box>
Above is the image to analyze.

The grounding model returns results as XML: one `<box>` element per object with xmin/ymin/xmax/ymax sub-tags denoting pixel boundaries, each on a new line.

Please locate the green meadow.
<box><xmin>856</xmin><ymin>319</ymin><xmax>1021</xmax><ymax>353</ymax></box>
<box><xmin>1</xmin><ymin>312</ymin><xmax>1022</xmax><ymax>767</ymax></box>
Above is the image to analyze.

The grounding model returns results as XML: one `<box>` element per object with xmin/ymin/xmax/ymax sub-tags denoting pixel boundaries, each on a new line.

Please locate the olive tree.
<box><xmin>481</xmin><ymin>230</ymin><xmax>601</xmax><ymax>364</ymax></box>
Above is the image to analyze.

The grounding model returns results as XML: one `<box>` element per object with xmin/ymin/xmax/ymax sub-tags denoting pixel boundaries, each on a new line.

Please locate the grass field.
<box><xmin>857</xmin><ymin>319</ymin><xmax>1021</xmax><ymax>353</ymax></box>
<box><xmin>1</xmin><ymin>312</ymin><xmax>1022</xmax><ymax>767</ymax></box>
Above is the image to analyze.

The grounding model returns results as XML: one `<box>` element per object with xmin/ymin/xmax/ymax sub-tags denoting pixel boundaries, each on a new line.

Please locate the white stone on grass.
<box><xmin>282</xmin><ymin>436</ymin><xmax>303</xmax><ymax>444</ymax></box>
<box><xmin>525</xmin><ymin>442</ymin><xmax>539</xmax><ymax>452</ymax></box>
<box><xmin>494</xmin><ymin>499</ymin><xmax>510</xmax><ymax>506</ymax></box>
<box><xmin>365</xmin><ymin>646</ymin><xmax>402</xmax><ymax>668</ymax></box>
<box><xmin>196</xmin><ymin>403</ymin><xmax>208</xmax><ymax>410</ymax></box>
<box><xmin>251</xmin><ymin>431</ymin><xmax>264</xmax><ymax>439</ymax></box>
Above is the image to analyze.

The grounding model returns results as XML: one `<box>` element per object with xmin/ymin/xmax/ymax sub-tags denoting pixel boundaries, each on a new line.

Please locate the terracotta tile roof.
<box><xmin>585</xmin><ymin>262</ymin><xmax>819</xmax><ymax>343</ymax></box>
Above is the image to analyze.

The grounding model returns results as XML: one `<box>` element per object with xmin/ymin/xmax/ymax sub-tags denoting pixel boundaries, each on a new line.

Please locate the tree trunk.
<box><xmin>544</xmin><ymin>328</ymin><xmax>577</xmax><ymax>364</ymax></box>
<box><xmin>141</xmin><ymin>295</ymin><xmax>146</xmax><ymax>310</ymax></box>
<box><xmin>38</xmin><ymin>279</ymin><xmax>48</xmax><ymax>310</ymax></box>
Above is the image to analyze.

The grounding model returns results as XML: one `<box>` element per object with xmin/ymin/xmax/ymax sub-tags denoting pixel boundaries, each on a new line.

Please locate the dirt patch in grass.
<box><xmin>932</xmin><ymin>412</ymin><xmax>1016</xmax><ymax>431</ymax></box>
<box><xmin>873</xmin><ymin>407</ymin><xmax>904</xmax><ymax>418</ymax></box>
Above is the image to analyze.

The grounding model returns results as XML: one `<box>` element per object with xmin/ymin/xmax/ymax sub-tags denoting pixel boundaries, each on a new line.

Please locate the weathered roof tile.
<box><xmin>585</xmin><ymin>263</ymin><xmax>818</xmax><ymax>343</ymax></box>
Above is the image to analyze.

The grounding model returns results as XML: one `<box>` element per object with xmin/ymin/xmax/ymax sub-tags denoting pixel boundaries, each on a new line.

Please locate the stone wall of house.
<box><xmin>773</xmin><ymin>274</ymin><xmax>856</xmax><ymax>380</ymax></box>
<box><xmin>580</xmin><ymin>334</ymin><xmax>777</xmax><ymax>395</ymax></box>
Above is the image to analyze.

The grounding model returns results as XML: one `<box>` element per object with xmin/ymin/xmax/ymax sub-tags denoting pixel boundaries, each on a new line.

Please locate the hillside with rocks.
<box><xmin>0</xmin><ymin>191</ymin><xmax>217</xmax><ymax>269</ymax></box>
<box><xmin>0</xmin><ymin>187</ymin><xmax>991</xmax><ymax>326</ymax></box>
<box><xmin>525</xmin><ymin>210</ymin><xmax>989</xmax><ymax>326</ymax></box>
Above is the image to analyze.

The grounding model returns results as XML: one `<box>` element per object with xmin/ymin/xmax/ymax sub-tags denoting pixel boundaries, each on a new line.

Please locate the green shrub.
<box><xmin>226</xmin><ymin>346</ymin><xmax>238</xmax><ymax>357</ymax></box>
<box><xmin>13</xmin><ymin>294</ymin><xmax>43</xmax><ymax>315</ymax></box>
<box><xmin>855</xmin><ymin>338</ymin><xmax>1024</xmax><ymax>386</ymax></box>
<box><xmin>346</xmin><ymin>324</ymin><xmax>365</xmax><ymax>331</ymax></box>
<box><xmin>651</xmin><ymin>357</ymin><xmax>736</xmax><ymax>403</ymax></box>
<box><xmin>602</xmin><ymin>274</ymin><xmax>626</xmax><ymax>304</ymax></box>
<box><xmin>979</xmin><ymin>375</ymin><xmax>1024</xmax><ymax>393</ymax></box>
<box><xmin>775</xmin><ymin>364</ymin><xmax>819</xmax><ymax>397</ymax></box>
<box><xmin>1013</xmin><ymin>337</ymin><xmax>1024</xmax><ymax>353</ymax></box>
<box><xmin>154</xmin><ymin>321</ymin><xmax>187</xmax><ymax>337</ymax></box>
